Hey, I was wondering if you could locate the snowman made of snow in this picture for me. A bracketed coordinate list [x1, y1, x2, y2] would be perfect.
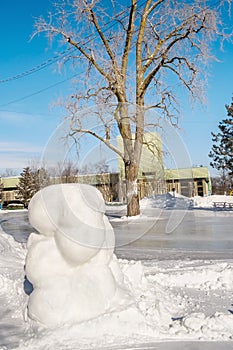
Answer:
[25, 183, 128, 327]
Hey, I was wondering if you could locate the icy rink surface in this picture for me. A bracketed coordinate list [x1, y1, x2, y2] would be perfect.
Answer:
[0, 194, 233, 349]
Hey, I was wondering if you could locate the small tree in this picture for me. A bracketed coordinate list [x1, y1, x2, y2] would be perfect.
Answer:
[32, 167, 51, 191]
[61, 160, 79, 183]
[211, 174, 233, 195]
[0, 168, 17, 177]
[209, 100, 233, 193]
[17, 167, 34, 208]
[79, 159, 109, 175]
[17, 167, 50, 207]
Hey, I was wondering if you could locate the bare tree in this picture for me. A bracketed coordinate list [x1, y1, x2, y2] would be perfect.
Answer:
[34, 0, 231, 216]
[1, 168, 18, 177]
[211, 172, 233, 195]
[79, 159, 109, 175]
[61, 160, 79, 183]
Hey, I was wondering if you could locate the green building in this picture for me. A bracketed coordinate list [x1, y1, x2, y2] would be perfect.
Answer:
[0, 165, 211, 207]
[0, 177, 20, 206]
[165, 166, 211, 197]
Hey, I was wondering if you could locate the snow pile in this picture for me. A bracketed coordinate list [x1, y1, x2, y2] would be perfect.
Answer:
[149, 261, 233, 290]
[25, 184, 131, 327]
[0, 227, 30, 348]
[121, 259, 233, 341]
[2, 219, 233, 348]
[140, 192, 192, 210]
[193, 194, 233, 208]
[1, 189, 233, 349]
[140, 193, 233, 211]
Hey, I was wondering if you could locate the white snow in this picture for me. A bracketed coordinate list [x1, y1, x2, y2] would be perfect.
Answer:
[0, 192, 233, 349]
[193, 194, 233, 208]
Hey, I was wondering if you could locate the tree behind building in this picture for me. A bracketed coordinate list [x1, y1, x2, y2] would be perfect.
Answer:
[209, 100, 233, 194]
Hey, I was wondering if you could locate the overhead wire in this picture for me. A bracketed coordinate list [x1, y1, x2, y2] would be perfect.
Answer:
[0, 74, 78, 108]
[0, 0, 148, 107]
[0, 0, 147, 85]
[0, 48, 76, 84]
[0, 0, 223, 86]
[0, 0, 223, 108]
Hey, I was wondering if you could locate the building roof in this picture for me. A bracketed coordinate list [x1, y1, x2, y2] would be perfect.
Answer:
[165, 166, 210, 181]
[0, 177, 19, 188]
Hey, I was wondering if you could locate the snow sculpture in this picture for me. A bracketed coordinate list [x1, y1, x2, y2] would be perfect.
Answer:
[25, 183, 129, 327]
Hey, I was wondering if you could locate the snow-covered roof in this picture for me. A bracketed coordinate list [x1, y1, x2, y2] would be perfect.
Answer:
[0, 177, 19, 188]
[165, 166, 210, 181]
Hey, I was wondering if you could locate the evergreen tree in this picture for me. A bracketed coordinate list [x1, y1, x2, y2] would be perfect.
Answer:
[209, 101, 233, 178]
[17, 167, 34, 208]
[17, 167, 50, 208]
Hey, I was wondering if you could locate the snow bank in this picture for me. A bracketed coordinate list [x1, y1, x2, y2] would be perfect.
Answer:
[0, 225, 30, 347]
[140, 192, 192, 210]
[149, 261, 233, 290]
[2, 193, 233, 349]
[25, 184, 131, 327]
[193, 195, 233, 208]
[1, 218, 233, 348]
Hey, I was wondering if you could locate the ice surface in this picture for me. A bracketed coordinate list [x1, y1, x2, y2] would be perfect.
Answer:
[25, 184, 130, 327]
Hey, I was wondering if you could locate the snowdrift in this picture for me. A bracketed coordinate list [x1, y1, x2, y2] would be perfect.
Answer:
[0, 191, 233, 349]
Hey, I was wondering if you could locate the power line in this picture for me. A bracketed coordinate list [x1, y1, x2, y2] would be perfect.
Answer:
[0, 47, 75, 84]
[0, 0, 148, 107]
[0, 0, 147, 85]
[0, 74, 78, 108]
[0, 108, 61, 119]
[0, 0, 222, 86]
[0, 0, 222, 107]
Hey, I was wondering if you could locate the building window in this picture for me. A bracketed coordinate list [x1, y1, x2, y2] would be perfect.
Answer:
[197, 180, 204, 197]
[180, 180, 193, 197]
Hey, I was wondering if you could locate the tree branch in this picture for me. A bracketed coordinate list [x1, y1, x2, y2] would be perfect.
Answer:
[69, 127, 124, 159]
[84, 1, 118, 69]
[121, 0, 137, 79]
[140, 17, 207, 97]
[142, 12, 207, 75]
[136, 0, 152, 102]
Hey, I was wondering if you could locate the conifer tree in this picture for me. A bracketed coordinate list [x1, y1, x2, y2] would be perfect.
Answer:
[209, 101, 233, 177]
[17, 167, 50, 207]
[17, 167, 34, 208]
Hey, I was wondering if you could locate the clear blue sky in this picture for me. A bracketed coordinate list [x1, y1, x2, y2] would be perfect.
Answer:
[0, 1, 232, 175]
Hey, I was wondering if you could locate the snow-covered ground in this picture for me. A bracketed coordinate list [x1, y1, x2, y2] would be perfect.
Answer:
[0, 194, 233, 349]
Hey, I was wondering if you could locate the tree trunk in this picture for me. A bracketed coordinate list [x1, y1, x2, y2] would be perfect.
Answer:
[125, 161, 140, 216]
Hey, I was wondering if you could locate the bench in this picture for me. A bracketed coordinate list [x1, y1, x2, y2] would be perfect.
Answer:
[226, 203, 233, 208]
[213, 202, 233, 209]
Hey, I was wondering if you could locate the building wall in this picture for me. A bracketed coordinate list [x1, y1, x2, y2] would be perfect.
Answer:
[0, 177, 20, 206]
[117, 132, 163, 180]
[0, 167, 211, 207]
[165, 167, 211, 197]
